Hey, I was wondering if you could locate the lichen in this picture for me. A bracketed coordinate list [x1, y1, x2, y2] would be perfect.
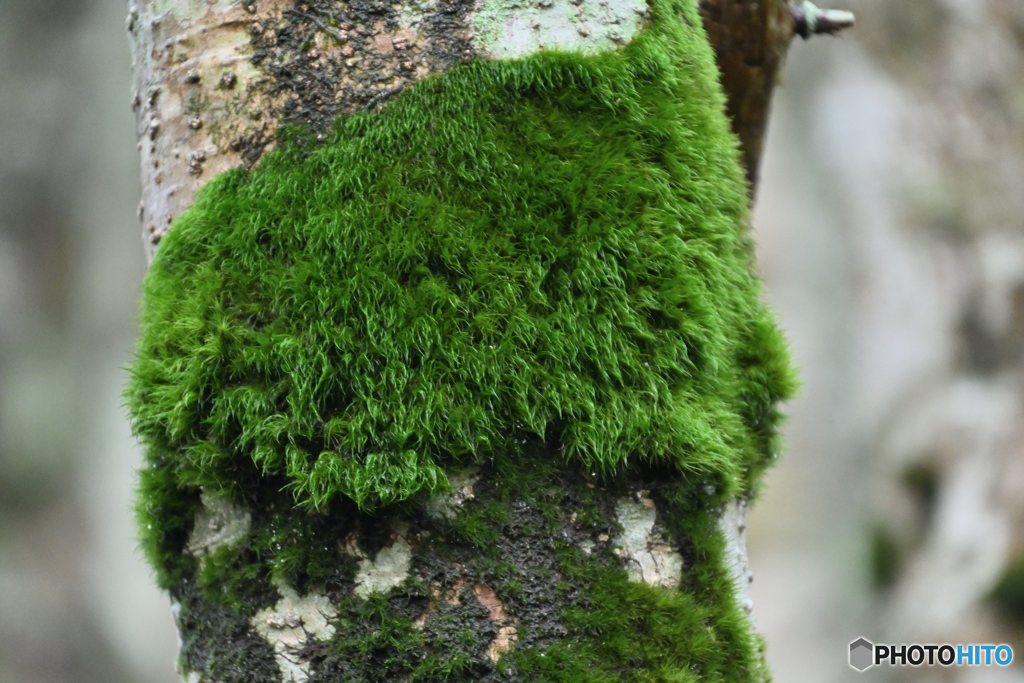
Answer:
[186, 491, 252, 559]
[160, 456, 770, 681]
[425, 467, 481, 520]
[252, 580, 339, 682]
[353, 532, 414, 598]
[470, 0, 648, 59]
[612, 493, 684, 587]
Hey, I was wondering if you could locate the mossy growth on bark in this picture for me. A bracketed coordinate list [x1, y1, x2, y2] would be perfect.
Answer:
[127, 0, 794, 679]
[166, 456, 771, 682]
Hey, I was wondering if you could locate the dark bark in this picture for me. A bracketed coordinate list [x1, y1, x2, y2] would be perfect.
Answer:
[698, 0, 795, 195]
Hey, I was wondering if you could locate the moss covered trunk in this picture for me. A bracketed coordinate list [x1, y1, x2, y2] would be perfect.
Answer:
[167, 460, 767, 682]
[127, 0, 797, 680]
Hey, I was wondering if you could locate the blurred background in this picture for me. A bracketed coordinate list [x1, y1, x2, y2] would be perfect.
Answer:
[1, 1, 1022, 681]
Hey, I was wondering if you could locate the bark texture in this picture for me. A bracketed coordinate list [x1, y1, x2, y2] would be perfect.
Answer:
[167, 463, 757, 683]
[697, 0, 794, 193]
[128, 0, 269, 259]
[129, 0, 803, 258]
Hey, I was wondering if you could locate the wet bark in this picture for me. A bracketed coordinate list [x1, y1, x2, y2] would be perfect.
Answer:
[169, 462, 736, 682]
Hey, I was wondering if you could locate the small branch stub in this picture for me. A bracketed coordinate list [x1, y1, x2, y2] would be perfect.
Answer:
[791, 1, 855, 40]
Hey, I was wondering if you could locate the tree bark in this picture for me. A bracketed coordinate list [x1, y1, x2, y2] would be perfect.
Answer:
[697, 0, 794, 194]
[837, 0, 1024, 656]
[128, 0, 653, 261]
[127, 1, 804, 681]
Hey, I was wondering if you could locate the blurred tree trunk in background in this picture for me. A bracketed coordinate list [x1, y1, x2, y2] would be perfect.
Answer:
[746, 1, 1024, 681]
[849, 0, 1024, 657]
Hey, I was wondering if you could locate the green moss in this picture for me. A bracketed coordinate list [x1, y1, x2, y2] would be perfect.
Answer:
[505, 482, 766, 683]
[159, 436, 768, 680]
[869, 524, 901, 590]
[127, 0, 793, 518]
[134, 444, 200, 591]
[990, 557, 1024, 626]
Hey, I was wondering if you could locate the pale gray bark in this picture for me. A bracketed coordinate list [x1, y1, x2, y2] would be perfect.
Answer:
[128, 0, 268, 259]
[849, 0, 1024, 653]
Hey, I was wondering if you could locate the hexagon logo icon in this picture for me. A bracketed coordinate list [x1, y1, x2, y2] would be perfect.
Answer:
[849, 638, 874, 671]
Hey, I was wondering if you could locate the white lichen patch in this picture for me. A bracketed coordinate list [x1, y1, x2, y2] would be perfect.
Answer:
[252, 580, 338, 683]
[182, 672, 223, 683]
[185, 491, 251, 558]
[393, 0, 441, 37]
[717, 498, 754, 621]
[425, 467, 481, 520]
[470, 0, 648, 59]
[354, 534, 413, 599]
[613, 493, 683, 588]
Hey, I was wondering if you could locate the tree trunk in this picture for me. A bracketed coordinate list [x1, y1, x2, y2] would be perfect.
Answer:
[839, 0, 1024, 659]
[126, 1, 806, 680]
[698, 0, 794, 194]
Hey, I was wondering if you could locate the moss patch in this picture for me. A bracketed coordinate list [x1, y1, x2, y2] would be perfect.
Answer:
[127, 0, 794, 516]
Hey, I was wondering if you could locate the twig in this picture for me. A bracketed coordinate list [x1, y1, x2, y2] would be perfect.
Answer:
[364, 85, 405, 111]
[791, 1, 855, 40]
